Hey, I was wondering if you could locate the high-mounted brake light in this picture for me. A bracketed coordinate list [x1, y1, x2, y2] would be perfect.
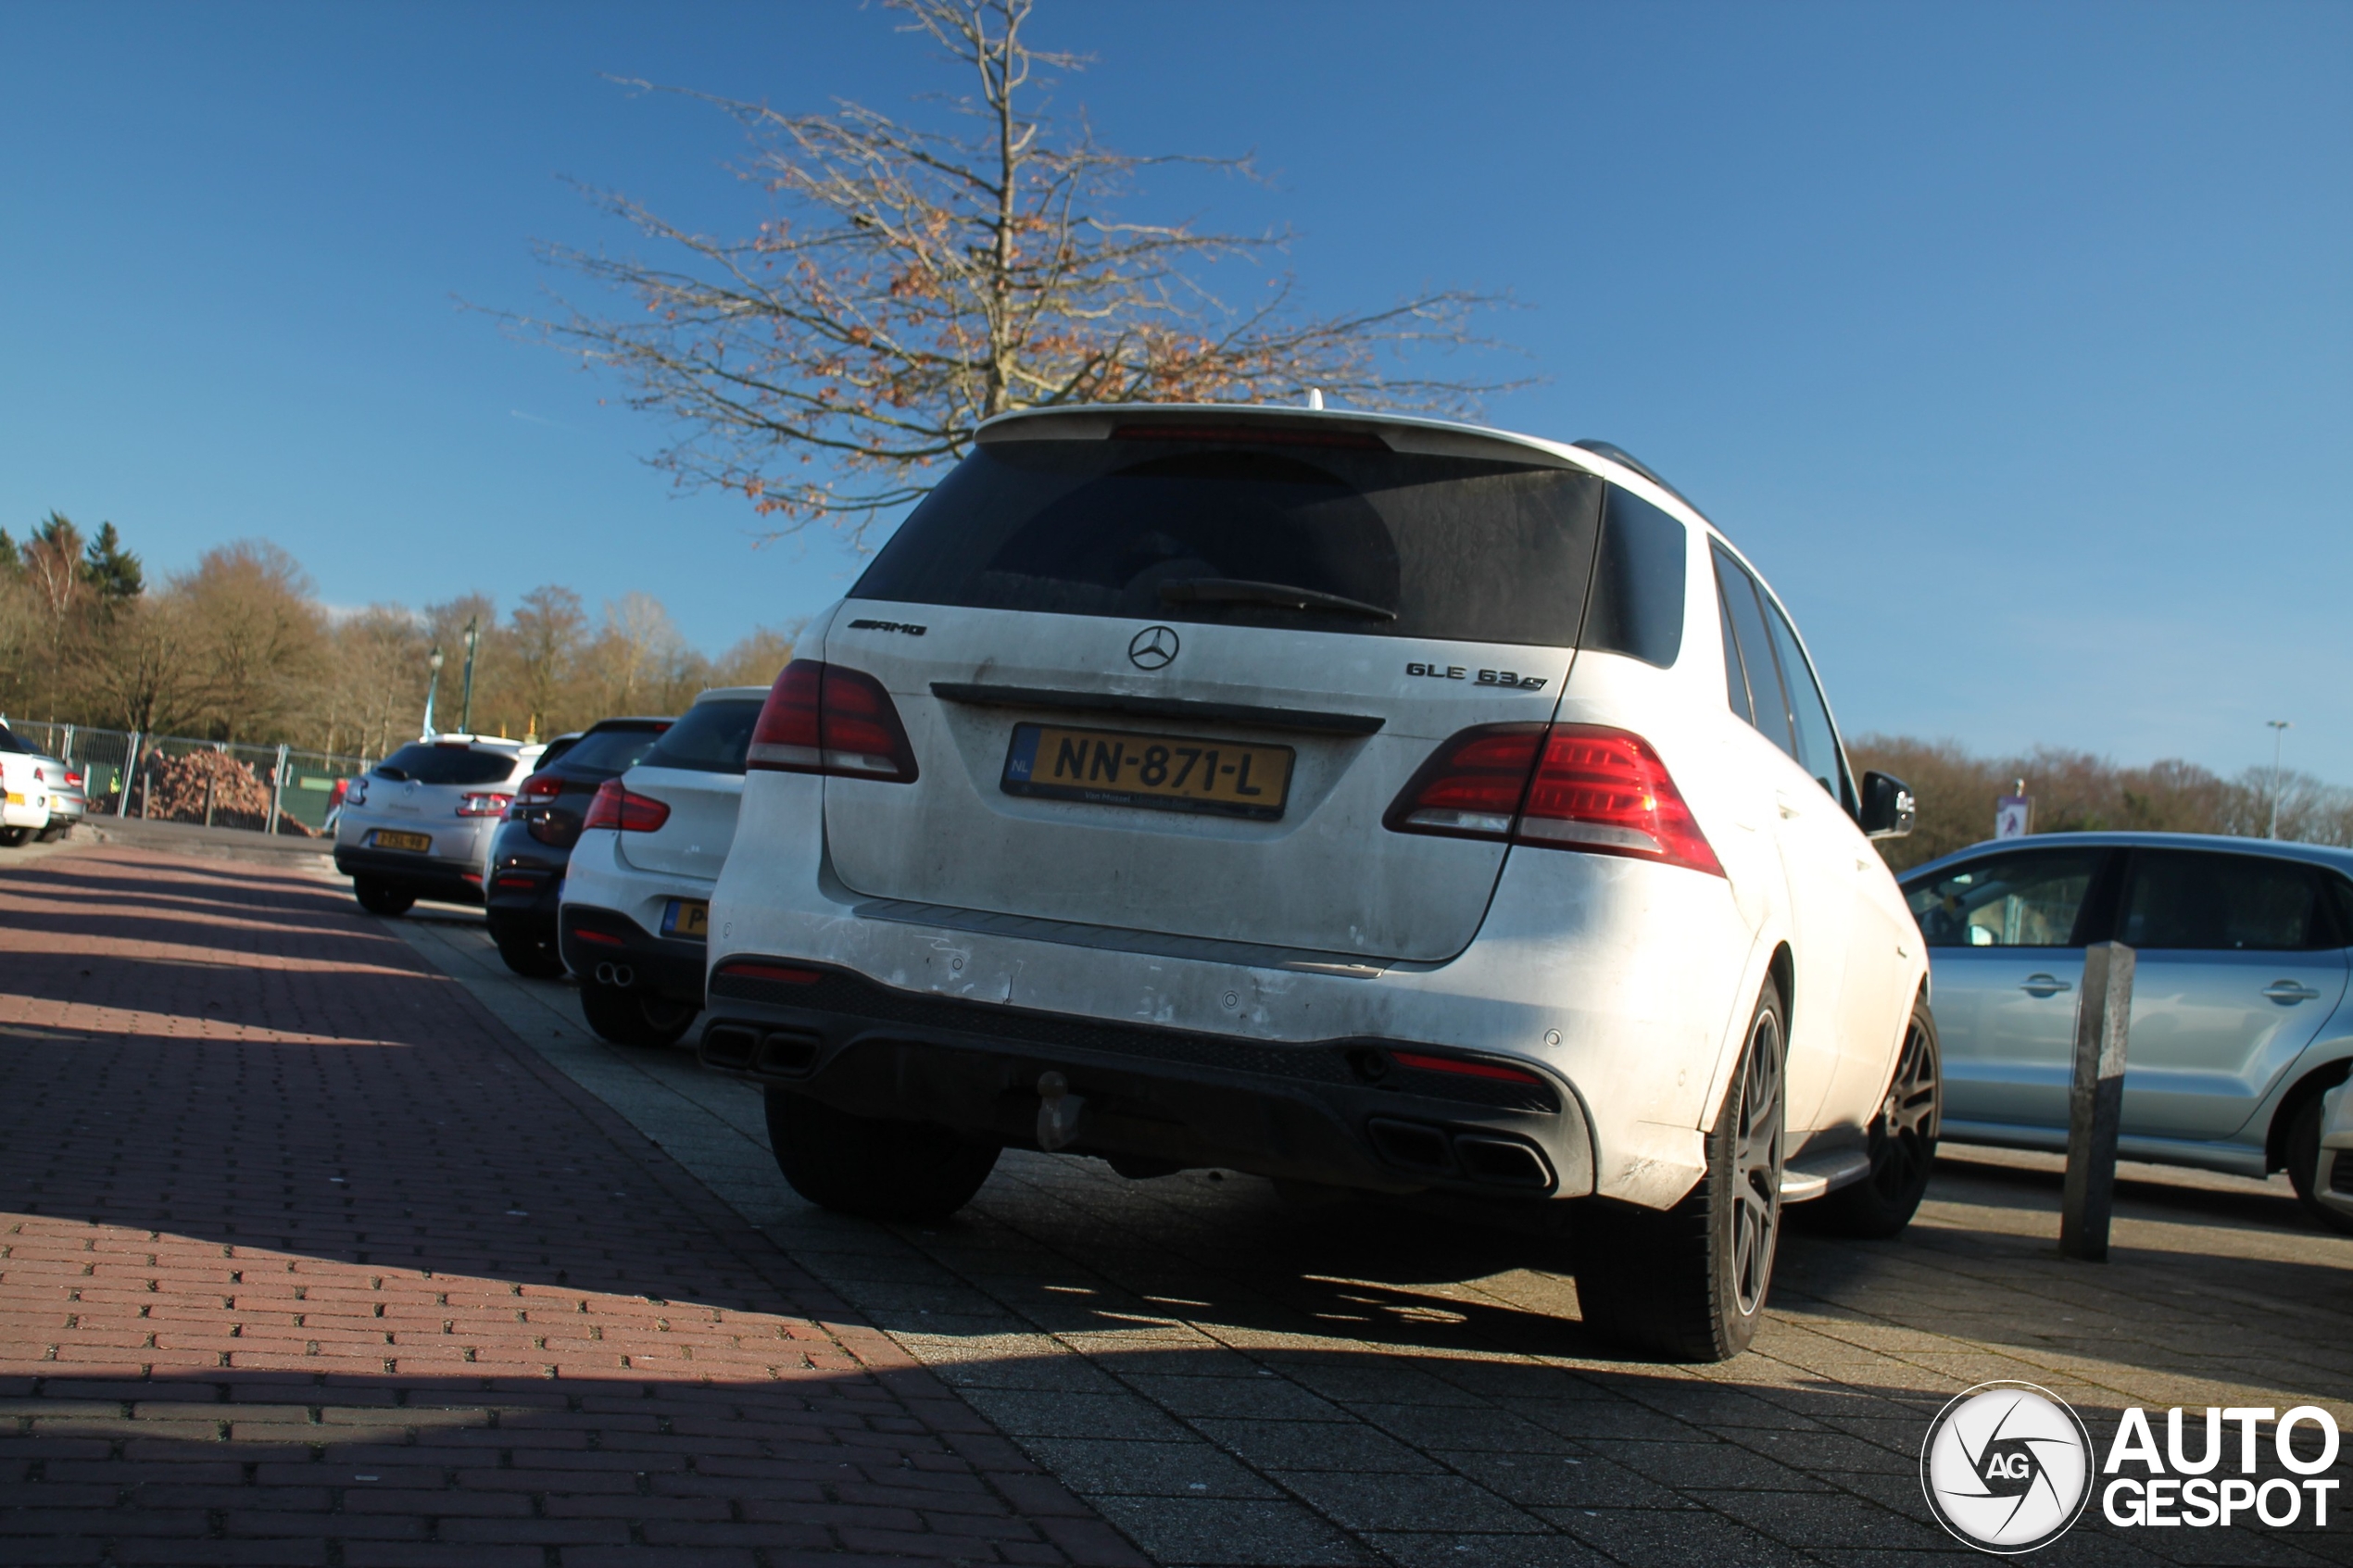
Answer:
[1109, 423, 1388, 450]
[582, 779, 671, 834]
[746, 661, 920, 783]
[1386, 723, 1723, 877]
[456, 793, 513, 818]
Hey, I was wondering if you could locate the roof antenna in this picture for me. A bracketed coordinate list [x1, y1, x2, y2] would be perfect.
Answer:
[1303, 387, 1325, 410]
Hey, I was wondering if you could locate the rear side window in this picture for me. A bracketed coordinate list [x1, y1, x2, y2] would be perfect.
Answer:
[1582, 486, 1685, 668]
[2120, 851, 2336, 951]
[852, 436, 1604, 646]
[641, 699, 763, 774]
[1906, 849, 2106, 947]
[374, 744, 519, 786]
[1713, 547, 1793, 756]
[560, 725, 671, 773]
[1763, 598, 1847, 805]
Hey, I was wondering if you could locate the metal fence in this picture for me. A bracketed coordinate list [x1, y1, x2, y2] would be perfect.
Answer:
[0, 720, 372, 838]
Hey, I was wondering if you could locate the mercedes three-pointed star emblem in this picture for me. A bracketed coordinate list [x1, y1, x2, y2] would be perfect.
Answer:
[1127, 624, 1180, 671]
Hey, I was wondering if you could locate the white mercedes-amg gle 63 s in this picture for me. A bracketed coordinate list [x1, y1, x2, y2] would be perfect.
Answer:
[695, 404, 1931, 1361]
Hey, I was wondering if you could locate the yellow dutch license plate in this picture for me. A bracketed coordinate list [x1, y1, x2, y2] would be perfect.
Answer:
[663, 898, 711, 939]
[1001, 722, 1293, 821]
[371, 829, 432, 853]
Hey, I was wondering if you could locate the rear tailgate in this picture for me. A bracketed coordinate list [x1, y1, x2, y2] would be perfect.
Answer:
[816, 414, 1612, 965]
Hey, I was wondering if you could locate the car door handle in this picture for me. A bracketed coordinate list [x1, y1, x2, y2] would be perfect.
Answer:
[2020, 973, 2072, 997]
[2263, 981, 2323, 1004]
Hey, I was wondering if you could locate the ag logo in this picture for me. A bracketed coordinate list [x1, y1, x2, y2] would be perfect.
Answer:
[1127, 624, 1180, 671]
[1921, 1381, 2094, 1553]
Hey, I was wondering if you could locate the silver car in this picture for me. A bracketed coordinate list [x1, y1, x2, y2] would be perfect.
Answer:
[1900, 831, 2353, 1228]
[333, 735, 535, 915]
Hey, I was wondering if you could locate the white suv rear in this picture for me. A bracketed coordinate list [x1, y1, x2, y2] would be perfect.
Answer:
[699, 406, 1930, 1360]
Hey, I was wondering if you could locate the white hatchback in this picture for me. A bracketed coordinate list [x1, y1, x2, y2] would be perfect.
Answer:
[559, 686, 770, 1048]
[699, 406, 1930, 1360]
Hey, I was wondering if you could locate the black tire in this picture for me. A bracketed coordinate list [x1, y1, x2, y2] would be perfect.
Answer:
[1809, 996, 1941, 1239]
[765, 1086, 1000, 1223]
[577, 978, 697, 1048]
[1574, 976, 1786, 1361]
[353, 877, 415, 917]
[2284, 1090, 2353, 1236]
[488, 915, 567, 979]
[34, 822, 69, 843]
[0, 826, 29, 848]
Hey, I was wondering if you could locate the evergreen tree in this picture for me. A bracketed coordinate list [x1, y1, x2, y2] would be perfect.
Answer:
[82, 521, 144, 601]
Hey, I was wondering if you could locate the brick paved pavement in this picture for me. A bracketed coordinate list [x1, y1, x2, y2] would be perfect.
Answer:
[6, 843, 2351, 1567]
[390, 896, 2353, 1568]
[0, 848, 1139, 1566]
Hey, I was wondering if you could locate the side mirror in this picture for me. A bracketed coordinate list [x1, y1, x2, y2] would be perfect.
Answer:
[1860, 771, 1916, 840]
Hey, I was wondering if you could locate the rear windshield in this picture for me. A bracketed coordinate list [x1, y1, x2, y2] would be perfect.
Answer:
[851, 436, 1606, 646]
[559, 724, 671, 774]
[373, 743, 521, 786]
[640, 699, 762, 774]
[0, 727, 33, 755]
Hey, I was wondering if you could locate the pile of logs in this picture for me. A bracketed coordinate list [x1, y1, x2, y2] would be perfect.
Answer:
[135, 750, 321, 835]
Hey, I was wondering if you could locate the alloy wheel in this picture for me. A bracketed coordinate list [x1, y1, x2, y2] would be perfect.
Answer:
[1865, 1017, 1940, 1203]
[1731, 1011, 1784, 1316]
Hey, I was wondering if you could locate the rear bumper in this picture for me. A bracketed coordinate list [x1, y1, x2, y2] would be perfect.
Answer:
[697, 961, 1594, 1199]
[560, 904, 707, 1004]
[333, 847, 483, 906]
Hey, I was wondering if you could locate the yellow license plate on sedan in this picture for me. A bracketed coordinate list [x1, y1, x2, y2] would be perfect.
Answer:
[371, 829, 432, 853]
[1001, 722, 1293, 821]
[662, 898, 710, 939]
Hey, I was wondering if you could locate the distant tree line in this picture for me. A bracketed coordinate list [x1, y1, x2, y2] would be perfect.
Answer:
[0, 514, 794, 757]
[1849, 734, 2353, 872]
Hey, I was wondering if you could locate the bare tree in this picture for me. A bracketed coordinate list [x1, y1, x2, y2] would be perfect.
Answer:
[327, 606, 430, 759]
[592, 592, 689, 715]
[82, 593, 199, 735]
[500, 0, 1518, 538]
[180, 542, 329, 742]
[509, 584, 588, 739]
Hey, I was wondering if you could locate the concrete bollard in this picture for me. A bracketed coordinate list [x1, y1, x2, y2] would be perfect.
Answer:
[2060, 940, 2135, 1261]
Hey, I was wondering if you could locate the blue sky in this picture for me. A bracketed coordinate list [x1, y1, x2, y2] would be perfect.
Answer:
[3, 2, 2347, 782]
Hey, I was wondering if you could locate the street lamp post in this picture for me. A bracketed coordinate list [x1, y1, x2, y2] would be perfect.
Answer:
[457, 617, 481, 736]
[2267, 720, 2292, 840]
[421, 646, 446, 740]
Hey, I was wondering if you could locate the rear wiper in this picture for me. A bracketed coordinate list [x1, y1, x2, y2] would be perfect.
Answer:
[1159, 577, 1398, 621]
[375, 767, 409, 781]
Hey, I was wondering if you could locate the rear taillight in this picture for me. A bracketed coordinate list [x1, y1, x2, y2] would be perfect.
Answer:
[514, 771, 563, 804]
[1385, 723, 1723, 877]
[456, 793, 513, 818]
[583, 778, 671, 833]
[746, 661, 919, 783]
[345, 778, 368, 807]
[65, 771, 81, 787]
